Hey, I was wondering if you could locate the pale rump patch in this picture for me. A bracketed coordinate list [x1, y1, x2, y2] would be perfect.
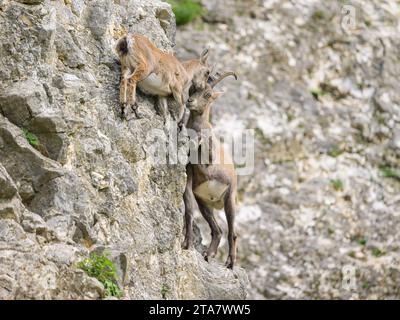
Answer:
[193, 180, 229, 209]
[138, 73, 171, 96]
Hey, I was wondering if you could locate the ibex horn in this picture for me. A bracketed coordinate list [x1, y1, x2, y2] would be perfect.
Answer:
[206, 64, 217, 84]
[210, 71, 238, 88]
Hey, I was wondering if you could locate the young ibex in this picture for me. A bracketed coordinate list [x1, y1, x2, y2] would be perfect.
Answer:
[115, 34, 210, 124]
[182, 71, 238, 268]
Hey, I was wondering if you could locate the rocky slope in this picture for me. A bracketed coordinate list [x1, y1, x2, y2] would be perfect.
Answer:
[176, 0, 400, 299]
[0, 0, 248, 299]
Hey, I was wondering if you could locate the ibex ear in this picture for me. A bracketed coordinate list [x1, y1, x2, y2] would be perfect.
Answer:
[200, 48, 209, 64]
[212, 91, 223, 100]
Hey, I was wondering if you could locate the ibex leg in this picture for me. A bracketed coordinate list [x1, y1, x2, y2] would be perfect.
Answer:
[224, 191, 237, 269]
[182, 165, 195, 249]
[196, 198, 222, 261]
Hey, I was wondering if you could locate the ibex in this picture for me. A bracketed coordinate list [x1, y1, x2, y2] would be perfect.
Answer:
[115, 34, 211, 124]
[182, 71, 238, 268]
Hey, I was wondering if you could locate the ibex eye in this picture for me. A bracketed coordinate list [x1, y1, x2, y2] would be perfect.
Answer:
[204, 92, 211, 99]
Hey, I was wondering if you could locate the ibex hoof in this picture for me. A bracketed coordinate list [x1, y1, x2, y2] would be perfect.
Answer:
[120, 104, 127, 120]
[177, 120, 184, 132]
[225, 256, 235, 269]
[131, 103, 141, 118]
[203, 250, 215, 262]
[181, 239, 192, 250]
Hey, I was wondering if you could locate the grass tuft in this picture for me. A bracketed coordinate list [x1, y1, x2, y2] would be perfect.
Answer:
[357, 238, 367, 246]
[330, 179, 344, 191]
[166, 0, 203, 26]
[371, 247, 385, 258]
[161, 283, 170, 299]
[22, 128, 39, 147]
[78, 252, 122, 298]
[352, 235, 367, 246]
[311, 10, 325, 21]
[380, 166, 400, 181]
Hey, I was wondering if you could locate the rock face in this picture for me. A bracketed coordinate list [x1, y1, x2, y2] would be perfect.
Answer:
[0, 0, 248, 299]
[176, 0, 400, 299]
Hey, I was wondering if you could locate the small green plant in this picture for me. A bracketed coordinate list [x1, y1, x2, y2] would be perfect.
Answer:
[310, 86, 327, 100]
[357, 238, 367, 246]
[327, 145, 343, 158]
[348, 251, 356, 258]
[351, 235, 367, 246]
[330, 179, 344, 191]
[375, 113, 386, 125]
[287, 113, 294, 122]
[22, 128, 39, 147]
[78, 252, 122, 298]
[311, 10, 325, 21]
[362, 281, 371, 290]
[371, 247, 385, 258]
[166, 0, 203, 26]
[161, 283, 170, 299]
[254, 127, 270, 145]
[380, 166, 400, 181]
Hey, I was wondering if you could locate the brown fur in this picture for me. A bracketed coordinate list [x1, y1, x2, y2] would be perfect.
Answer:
[182, 74, 238, 268]
[115, 34, 210, 123]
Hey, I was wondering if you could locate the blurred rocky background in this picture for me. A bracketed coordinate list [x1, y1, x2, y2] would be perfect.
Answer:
[173, 0, 400, 299]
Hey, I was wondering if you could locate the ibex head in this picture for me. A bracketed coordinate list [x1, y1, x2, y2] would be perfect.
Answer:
[187, 71, 237, 113]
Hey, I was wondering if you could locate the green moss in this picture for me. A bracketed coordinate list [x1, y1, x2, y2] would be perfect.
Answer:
[166, 0, 203, 26]
[78, 252, 122, 298]
[380, 166, 400, 181]
[22, 128, 39, 147]
[330, 179, 344, 191]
